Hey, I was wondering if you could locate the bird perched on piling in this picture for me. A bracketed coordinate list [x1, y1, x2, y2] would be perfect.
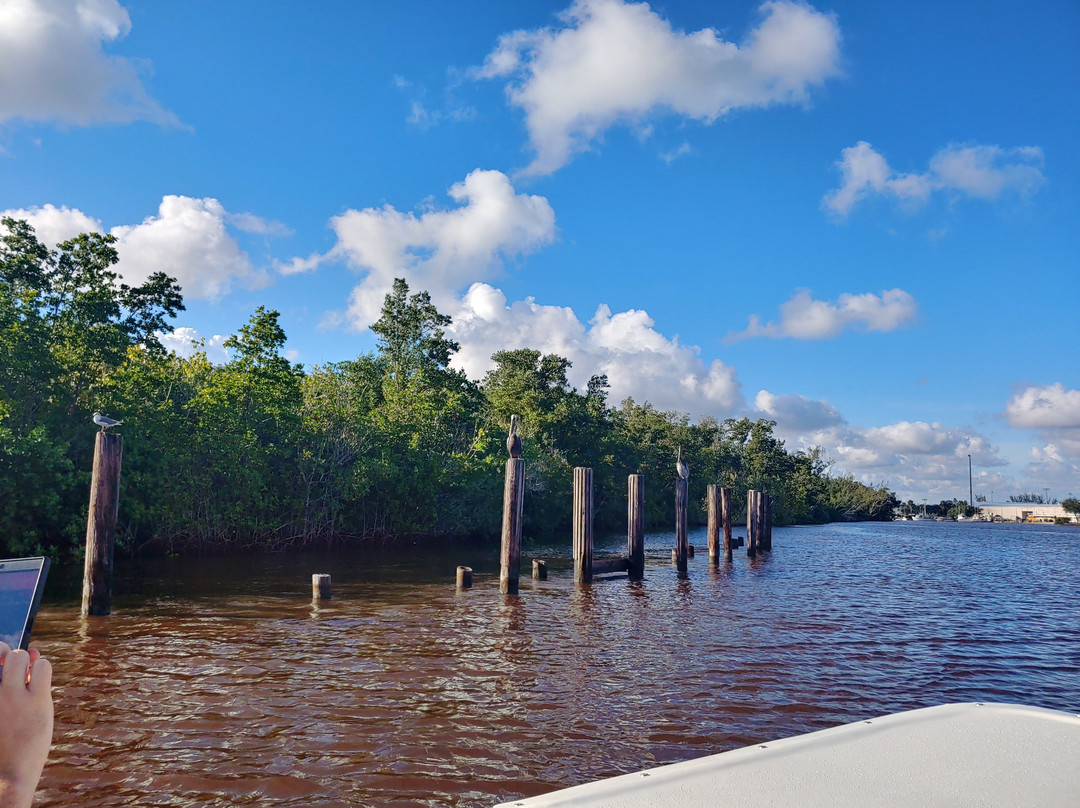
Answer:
[506, 414, 522, 458]
[93, 412, 123, 432]
[676, 447, 689, 480]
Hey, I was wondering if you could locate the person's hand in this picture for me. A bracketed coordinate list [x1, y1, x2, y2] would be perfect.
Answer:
[0, 642, 53, 808]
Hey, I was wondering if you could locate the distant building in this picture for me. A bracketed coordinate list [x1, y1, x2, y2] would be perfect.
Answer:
[977, 503, 1074, 523]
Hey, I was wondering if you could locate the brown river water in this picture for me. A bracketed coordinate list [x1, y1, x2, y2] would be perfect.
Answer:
[28, 521, 1080, 807]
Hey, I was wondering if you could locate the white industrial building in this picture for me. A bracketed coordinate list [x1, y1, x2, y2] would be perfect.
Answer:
[975, 503, 1074, 523]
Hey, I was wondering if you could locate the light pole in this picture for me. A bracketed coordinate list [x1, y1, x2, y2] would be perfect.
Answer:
[972, 451, 980, 507]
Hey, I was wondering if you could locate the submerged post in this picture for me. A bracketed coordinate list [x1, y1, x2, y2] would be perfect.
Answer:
[573, 467, 594, 585]
[500, 416, 525, 595]
[721, 486, 733, 562]
[312, 574, 332, 600]
[82, 431, 123, 617]
[627, 474, 645, 580]
[456, 566, 473, 589]
[707, 484, 720, 566]
[532, 559, 547, 580]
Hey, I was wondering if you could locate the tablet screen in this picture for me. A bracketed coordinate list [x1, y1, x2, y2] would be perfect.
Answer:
[0, 565, 45, 648]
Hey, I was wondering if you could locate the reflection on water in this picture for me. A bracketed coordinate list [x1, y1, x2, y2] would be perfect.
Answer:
[31, 522, 1080, 807]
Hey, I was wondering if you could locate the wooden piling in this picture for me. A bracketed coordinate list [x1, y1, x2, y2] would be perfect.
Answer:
[500, 419, 525, 595]
[532, 559, 547, 580]
[721, 486, 733, 562]
[456, 566, 473, 589]
[707, 484, 720, 566]
[312, 573, 332, 599]
[627, 474, 645, 581]
[763, 494, 773, 551]
[82, 431, 123, 617]
[675, 477, 689, 576]
[746, 489, 757, 559]
[757, 490, 765, 554]
[573, 467, 594, 585]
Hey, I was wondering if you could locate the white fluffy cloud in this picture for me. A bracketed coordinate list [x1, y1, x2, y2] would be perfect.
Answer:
[298, 169, 556, 328]
[754, 390, 844, 432]
[822, 423, 1005, 501]
[1022, 444, 1080, 494]
[111, 196, 271, 300]
[1005, 383, 1080, 430]
[727, 288, 917, 342]
[3, 196, 277, 300]
[156, 327, 229, 364]
[474, 0, 841, 175]
[0, 203, 103, 246]
[824, 141, 1045, 217]
[1005, 383, 1080, 462]
[0, 0, 177, 126]
[450, 283, 744, 416]
[754, 389, 1012, 500]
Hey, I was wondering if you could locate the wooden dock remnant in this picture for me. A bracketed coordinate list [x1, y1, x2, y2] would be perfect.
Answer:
[456, 566, 473, 589]
[744, 489, 774, 557]
[746, 489, 758, 559]
[763, 494, 773, 551]
[707, 484, 720, 566]
[532, 559, 547, 580]
[500, 416, 525, 595]
[573, 466, 594, 584]
[82, 431, 123, 617]
[312, 573, 332, 599]
[627, 474, 645, 580]
[674, 450, 689, 577]
[592, 558, 630, 575]
[721, 486, 733, 562]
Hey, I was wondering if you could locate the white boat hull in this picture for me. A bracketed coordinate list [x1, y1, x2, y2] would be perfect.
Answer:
[494, 703, 1080, 807]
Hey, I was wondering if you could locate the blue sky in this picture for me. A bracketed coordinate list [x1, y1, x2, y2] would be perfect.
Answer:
[2, 0, 1078, 502]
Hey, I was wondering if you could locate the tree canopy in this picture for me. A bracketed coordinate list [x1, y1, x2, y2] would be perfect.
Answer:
[1, 218, 898, 559]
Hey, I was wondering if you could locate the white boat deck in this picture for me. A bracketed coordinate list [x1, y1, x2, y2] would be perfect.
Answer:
[494, 703, 1080, 807]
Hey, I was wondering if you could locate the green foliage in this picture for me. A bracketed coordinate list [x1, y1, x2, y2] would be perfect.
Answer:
[1, 226, 901, 557]
[0, 217, 184, 557]
[947, 502, 976, 520]
[1062, 498, 1080, 518]
[1009, 492, 1056, 504]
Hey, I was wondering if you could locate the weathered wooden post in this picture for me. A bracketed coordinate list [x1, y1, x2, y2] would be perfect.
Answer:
[721, 486, 733, 562]
[312, 574, 332, 599]
[82, 431, 123, 616]
[757, 492, 767, 552]
[674, 450, 689, 577]
[627, 474, 645, 580]
[573, 467, 594, 585]
[500, 416, 525, 595]
[763, 494, 773, 551]
[707, 484, 720, 567]
[456, 566, 473, 589]
[532, 559, 547, 580]
[746, 489, 757, 559]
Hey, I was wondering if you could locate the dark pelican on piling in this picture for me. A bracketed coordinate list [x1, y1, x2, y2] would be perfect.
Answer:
[676, 447, 689, 480]
[506, 414, 522, 458]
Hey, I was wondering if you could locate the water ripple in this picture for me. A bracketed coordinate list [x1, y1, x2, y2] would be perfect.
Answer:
[30, 521, 1080, 806]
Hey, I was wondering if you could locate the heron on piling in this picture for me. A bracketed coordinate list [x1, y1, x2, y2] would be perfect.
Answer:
[676, 447, 689, 480]
[506, 414, 522, 458]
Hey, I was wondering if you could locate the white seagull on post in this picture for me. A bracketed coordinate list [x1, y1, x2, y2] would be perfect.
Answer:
[93, 412, 123, 432]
